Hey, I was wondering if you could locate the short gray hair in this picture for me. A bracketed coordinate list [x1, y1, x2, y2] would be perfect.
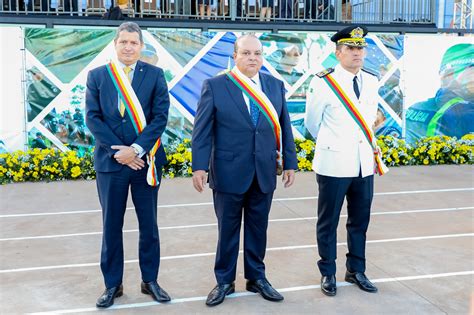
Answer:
[115, 22, 143, 43]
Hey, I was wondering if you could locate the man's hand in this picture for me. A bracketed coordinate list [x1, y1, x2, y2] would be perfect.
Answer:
[111, 145, 137, 165]
[126, 156, 145, 170]
[192, 170, 207, 192]
[374, 145, 381, 155]
[282, 169, 295, 188]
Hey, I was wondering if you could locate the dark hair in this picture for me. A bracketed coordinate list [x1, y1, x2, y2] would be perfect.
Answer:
[115, 22, 143, 43]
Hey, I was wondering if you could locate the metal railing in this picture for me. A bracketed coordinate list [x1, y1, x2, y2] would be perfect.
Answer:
[1, 0, 436, 24]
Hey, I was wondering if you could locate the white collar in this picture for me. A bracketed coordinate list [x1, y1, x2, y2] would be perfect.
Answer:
[117, 60, 137, 71]
[336, 64, 362, 82]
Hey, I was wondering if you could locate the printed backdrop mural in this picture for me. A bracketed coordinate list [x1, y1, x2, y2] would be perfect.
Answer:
[1, 27, 472, 154]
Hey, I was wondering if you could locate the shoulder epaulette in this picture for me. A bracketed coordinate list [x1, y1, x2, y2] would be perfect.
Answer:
[361, 68, 377, 77]
[316, 68, 334, 78]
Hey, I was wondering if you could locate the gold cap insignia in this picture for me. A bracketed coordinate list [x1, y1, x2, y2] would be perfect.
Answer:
[350, 27, 364, 39]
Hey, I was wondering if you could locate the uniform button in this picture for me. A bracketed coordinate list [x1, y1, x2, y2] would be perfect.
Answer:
[359, 140, 363, 143]
[256, 131, 259, 135]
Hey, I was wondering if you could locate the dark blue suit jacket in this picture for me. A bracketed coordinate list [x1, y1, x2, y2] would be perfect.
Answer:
[85, 60, 169, 173]
[192, 72, 297, 195]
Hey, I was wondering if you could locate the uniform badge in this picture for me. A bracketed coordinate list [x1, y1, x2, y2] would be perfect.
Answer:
[316, 68, 334, 78]
[350, 27, 364, 40]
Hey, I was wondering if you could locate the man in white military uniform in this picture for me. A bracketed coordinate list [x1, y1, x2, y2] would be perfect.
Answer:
[305, 25, 380, 297]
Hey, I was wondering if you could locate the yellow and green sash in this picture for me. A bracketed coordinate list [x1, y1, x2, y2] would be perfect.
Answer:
[226, 69, 283, 175]
[106, 61, 162, 186]
[322, 73, 389, 176]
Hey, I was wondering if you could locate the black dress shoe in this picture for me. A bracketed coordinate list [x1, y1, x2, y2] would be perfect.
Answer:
[206, 283, 235, 306]
[345, 271, 378, 293]
[321, 275, 337, 296]
[141, 281, 171, 302]
[246, 278, 284, 302]
[96, 284, 123, 308]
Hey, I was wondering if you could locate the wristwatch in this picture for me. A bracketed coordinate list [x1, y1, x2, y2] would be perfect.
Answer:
[132, 146, 140, 156]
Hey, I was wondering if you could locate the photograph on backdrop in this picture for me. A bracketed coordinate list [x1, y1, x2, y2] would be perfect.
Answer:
[28, 128, 52, 150]
[149, 30, 215, 67]
[17, 28, 471, 155]
[260, 33, 307, 86]
[404, 37, 473, 143]
[26, 67, 61, 122]
[25, 28, 115, 84]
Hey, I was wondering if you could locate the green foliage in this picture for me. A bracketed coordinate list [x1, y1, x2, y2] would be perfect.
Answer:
[1, 135, 472, 184]
[162, 138, 192, 179]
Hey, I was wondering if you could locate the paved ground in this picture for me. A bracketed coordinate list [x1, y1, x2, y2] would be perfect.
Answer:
[0, 165, 473, 314]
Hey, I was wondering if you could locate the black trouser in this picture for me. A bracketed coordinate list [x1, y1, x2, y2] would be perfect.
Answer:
[316, 172, 374, 276]
[305, 0, 317, 19]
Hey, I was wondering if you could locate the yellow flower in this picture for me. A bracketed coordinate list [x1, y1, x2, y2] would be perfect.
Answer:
[71, 166, 82, 178]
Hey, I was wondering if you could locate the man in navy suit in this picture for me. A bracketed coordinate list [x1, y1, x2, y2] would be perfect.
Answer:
[85, 22, 170, 308]
[192, 34, 297, 307]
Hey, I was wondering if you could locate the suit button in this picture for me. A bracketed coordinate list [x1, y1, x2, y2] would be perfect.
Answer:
[122, 119, 127, 123]
[256, 131, 259, 135]
[359, 140, 363, 143]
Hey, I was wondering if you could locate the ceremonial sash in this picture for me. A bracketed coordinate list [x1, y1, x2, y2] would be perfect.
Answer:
[106, 61, 162, 186]
[226, 69, 283, 175]
[322, 74, 389, 176]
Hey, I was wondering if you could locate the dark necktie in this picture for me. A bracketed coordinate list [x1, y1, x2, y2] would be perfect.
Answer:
[353, 75, 360, 99]
[249, 80, 260, 126]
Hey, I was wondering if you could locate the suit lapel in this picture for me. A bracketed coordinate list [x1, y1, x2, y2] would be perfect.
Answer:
[225, 75, 254, 128]
[258, 73, 281, 127]
[132, 61, 146, 93]
[257, 74, 270, 127]
[104, 69, 120, 117]
[260, 73, 270, 96]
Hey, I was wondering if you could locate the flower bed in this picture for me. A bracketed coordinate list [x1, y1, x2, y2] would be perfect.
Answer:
[1, 135, 472, 184]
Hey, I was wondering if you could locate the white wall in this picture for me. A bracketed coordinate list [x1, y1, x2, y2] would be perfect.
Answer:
[0, 27, 26, 152]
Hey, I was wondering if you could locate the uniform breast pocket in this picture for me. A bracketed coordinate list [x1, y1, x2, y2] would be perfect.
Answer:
[317, 142, 343, 152]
